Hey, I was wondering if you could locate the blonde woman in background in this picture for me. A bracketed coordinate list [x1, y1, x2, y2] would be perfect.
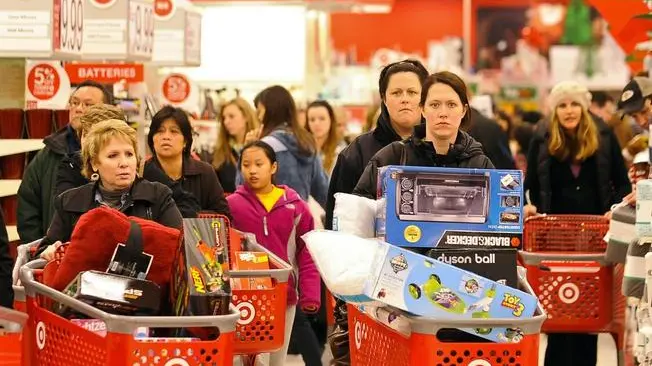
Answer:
[305, 100, 347, 176]
[213, 98, 259, 193]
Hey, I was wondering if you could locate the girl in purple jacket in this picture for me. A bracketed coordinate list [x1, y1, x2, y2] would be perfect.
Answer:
[227, 141, 321, 366]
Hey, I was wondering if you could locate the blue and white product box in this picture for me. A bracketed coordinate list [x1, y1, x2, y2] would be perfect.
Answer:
[376, 166, 524, 249]
[364, 242, 537, 343]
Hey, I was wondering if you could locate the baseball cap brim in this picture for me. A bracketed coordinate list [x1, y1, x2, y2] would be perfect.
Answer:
[619, 97, 645, 115]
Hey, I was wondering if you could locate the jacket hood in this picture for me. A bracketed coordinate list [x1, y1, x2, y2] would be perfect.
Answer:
[412, 124, 485, 161]
[268, 129, 318, 165]
[44, 126, 71, 155]
[62, 151, 82, 168]
[372, 104, 426, 146]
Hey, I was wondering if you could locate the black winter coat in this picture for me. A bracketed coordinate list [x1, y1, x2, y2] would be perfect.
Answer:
[214, 148, 239, 194]
[467, 108, 516, 170]
[353, 126, 494, 199]
[55, 151, 88, 197]
[36, 179, 183, 256]
[524, 119, 630, 214]
[0, 210, 12, 308]
[325, 104, 405, 229]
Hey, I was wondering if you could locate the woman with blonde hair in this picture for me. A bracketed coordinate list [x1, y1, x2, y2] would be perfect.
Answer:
[213, 98, 259, 193]
[524, 81, 630, 366]
[37, 119, 183, 259]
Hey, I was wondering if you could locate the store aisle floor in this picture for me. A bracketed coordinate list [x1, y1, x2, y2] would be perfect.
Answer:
[284, 333, 618, 366]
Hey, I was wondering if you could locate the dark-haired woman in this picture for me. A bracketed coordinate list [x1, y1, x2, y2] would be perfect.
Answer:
[326, 59, 429, 365]
[244, 85, 329, 208]
[353, 71, 493, 198]
[306, 100, 347, 176]
[143, 106, 230, 218]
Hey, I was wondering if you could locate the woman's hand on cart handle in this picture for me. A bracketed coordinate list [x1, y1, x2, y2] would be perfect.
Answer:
[40, 241, 62, 261]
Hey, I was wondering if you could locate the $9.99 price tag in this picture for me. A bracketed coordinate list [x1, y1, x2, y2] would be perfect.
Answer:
[55, 0, 84, 54]
[130, 1, 155, 57]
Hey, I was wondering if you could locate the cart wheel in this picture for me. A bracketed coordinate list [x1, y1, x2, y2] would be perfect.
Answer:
[408, 283, 421, 299]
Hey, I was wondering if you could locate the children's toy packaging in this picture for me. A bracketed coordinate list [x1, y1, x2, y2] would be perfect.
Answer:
[364, 241, 537, 342]
[376, 166, 523, 249]
[170, 217, 232, 318]
[57, 271, 161, 317]
[426, 248, 518, 288]
[231, 251, 273, 290]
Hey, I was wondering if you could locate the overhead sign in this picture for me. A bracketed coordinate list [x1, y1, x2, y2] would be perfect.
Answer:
[64, 63, 145, 84]
[25, 61, 72, 110]
[0, 0, 54, 57]
[152, 4, 202, 66]
[159, 73, 200, 114]
[129, 0, 155, 60]
[53, 0, 84, 59]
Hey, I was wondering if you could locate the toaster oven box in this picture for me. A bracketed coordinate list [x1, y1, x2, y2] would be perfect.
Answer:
[364, 241, 537, 343]
[377, 166, 523, 249]
[426, 248, 518, 288]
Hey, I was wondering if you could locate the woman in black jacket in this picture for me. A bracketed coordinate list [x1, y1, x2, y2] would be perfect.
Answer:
[353, 71, 494, 199]
[524, 81, 630, 366]
[38, 119, 183, 259]
[143, 106, 230, 218]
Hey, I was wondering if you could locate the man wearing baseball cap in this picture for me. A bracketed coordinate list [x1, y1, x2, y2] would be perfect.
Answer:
[618, 76, 652, 129]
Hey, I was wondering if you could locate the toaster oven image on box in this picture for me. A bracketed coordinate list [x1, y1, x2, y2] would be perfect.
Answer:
[395, 172, 490, 223]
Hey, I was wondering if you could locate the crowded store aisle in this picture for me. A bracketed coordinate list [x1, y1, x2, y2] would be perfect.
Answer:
[284, 334, 617, 366]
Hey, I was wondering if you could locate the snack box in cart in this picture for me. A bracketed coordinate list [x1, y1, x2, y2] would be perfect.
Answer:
[376, 165, 523, 249]
[363, 241, 538, 343]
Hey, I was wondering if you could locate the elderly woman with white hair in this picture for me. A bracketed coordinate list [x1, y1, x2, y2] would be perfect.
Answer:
[524, 81, 630, 366]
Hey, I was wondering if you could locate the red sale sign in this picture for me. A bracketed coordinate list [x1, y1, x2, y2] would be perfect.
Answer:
[27, 63, 61, 100]
[162, 74, 190, 103]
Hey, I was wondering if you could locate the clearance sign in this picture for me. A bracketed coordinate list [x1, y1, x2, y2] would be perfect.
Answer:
[64, 63, 145, 84]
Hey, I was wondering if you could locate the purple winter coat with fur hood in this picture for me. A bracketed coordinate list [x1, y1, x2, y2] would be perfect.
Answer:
[227, 184, 320, 310]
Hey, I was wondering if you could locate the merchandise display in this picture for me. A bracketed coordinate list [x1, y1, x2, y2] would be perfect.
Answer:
[426, 248, 518, 288]
[231, 251, 272, 290]
[363, 241, 537, 343]
[376, 166, 523, 249]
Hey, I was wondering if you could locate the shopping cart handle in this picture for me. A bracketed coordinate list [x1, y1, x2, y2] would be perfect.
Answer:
[0, 306, 28, 332]
[235, 233, 293, 282]
[518, 251, 607, 266]
[19, 260, 240, 334]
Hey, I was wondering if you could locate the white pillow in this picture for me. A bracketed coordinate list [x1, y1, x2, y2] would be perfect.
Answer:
[302, 230, 380, 301]
[333, 193, 377, 238]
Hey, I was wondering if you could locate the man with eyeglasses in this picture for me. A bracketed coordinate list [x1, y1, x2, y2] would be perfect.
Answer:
[17, 80, 112, 244]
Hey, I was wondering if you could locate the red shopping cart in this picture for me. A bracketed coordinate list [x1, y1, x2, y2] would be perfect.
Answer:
[20, 259, 240, 366]
[347, 267, 546, 366]
[520, 214, 627, 364]
[12, 240, 41, 312]
[0, 306, 27, 366]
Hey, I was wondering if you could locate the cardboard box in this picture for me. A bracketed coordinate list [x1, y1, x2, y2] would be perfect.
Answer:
[170, 218, 232, 318]
[364, 242, 537, 343]
[231, 251, 273, 290]
[426, 248, 518, 288]
[59, 271, 161, 316]
[377, 166, 523, 249]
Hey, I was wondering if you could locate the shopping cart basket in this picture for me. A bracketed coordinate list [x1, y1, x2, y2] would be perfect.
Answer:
[196, 213, 293, 355]
[11, 239, 40, 312]
[347, 267, 546, 366]
[520, 214, 612, 333]
[0, 306, 28, 366]
[20, 259, 241, 366]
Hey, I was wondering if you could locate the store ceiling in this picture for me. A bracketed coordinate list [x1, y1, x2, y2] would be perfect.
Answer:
[188, 0, 395, 13]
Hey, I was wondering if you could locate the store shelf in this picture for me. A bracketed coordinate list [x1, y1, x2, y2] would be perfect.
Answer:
[6, 225, 18, 242]
[0, 180, 20, 198]
[0, 139, 44, 157]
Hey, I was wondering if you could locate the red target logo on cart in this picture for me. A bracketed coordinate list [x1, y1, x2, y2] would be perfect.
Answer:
[36, 321, 46, 350]
[164, 359, 190, 366]
[354, 320, 368, 350]
[235, 301, 256, 325]
[558, 283, 580, 304]
[468, 360, 491, 366]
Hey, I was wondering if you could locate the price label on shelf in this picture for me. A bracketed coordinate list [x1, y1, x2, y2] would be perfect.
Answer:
[0, 0, 54, 57]
[162, 74, 190, 104]
[53, 0, 84, 57]
[129, 0, 154, 60]
[184, 10, 201, 66]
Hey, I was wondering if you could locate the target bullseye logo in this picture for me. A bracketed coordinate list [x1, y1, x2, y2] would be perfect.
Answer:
[164, 359, 189, 366]
[558, 283, 580, 304]
[468, 360, 492, 366]
[354, 320, 367, 350]
[235, 302, 255, 325]
[36, 321, 46, 350]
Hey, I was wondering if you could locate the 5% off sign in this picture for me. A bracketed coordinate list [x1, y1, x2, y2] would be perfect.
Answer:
[54, 0, 84, 56]
[129, 0, 155, 59]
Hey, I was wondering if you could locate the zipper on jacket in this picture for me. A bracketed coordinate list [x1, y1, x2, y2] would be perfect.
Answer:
[263, 216, 269, 236]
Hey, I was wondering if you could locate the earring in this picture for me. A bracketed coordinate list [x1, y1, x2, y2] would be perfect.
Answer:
[91, 172, 99, 181]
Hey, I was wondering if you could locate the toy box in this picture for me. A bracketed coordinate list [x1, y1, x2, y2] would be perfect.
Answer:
[376, 166, 523, 249]
[364, 241, 538, 343]
[231, 251, 273, 290]
[170, 217, 231, 319]
[426, 248, 518, 288]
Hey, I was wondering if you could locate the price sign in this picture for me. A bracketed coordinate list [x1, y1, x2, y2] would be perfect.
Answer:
[184, 11, 201, 66]
[25, 60, 71, 110]
[53, 0, 84, 56]
[27, 63, 61, 100]
[129, 0, 155, 59]
[162, 74, 190, 104]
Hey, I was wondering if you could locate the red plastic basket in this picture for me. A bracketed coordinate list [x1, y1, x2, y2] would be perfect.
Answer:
[347, 268, 545, 366]
[521, 214, 612, 333]
[0, 306, 27, 366]
[20, 260, 240, 366]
